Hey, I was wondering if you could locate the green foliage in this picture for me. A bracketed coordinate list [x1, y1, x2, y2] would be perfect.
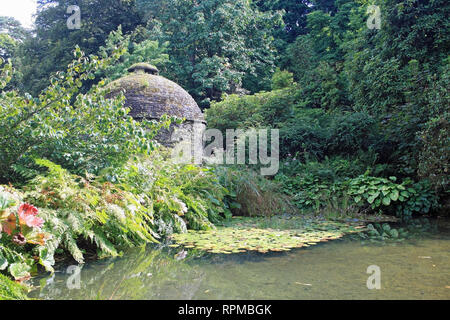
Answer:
[205, 0, 448, 219]
[394, 180, 440, 222]
[276, 159, 439, 220]
[346, 175, 409, 210]
[102, 150, 231, 234]
[0, 45, 170, 183]
[1, 152, 240, 279]
[327, 112, 381, 155]
[207, 87, 382, 160]
[255, 0, 313, 43]
[206, 86, 295, 133]
[341, 0, 449, 175]
[0, 16, 30, 81]
[23, 159, 158, 263]
[417, 64, 450, 193]
[278, 109, 330, 160]
[275, 157, 359, 214]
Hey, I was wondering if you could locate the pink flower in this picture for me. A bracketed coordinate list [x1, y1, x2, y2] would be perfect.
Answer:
[18, 204, 44, 228]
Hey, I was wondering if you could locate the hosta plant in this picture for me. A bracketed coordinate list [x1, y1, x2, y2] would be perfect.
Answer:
[0, 193, 51, 280]
[346, 175, 409, 209]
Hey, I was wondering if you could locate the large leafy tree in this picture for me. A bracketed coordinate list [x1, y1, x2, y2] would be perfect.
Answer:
[0, 43, 170, 183]
[255, 0, 313, 43]
[0, 17, 31, 91]
[138, 0, 283, 107]
[18, 0, 142, 95]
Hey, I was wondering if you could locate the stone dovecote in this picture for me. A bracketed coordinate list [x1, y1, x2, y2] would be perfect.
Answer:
[106, 63, 206, 150]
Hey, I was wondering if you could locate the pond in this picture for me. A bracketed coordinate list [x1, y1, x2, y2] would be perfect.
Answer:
[29, 219, 450, 300]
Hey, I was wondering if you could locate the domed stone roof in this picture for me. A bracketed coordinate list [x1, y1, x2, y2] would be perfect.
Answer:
[106, 63, 205, 123]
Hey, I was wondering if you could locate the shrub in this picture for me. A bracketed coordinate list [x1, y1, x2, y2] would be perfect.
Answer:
[275, 163, 439, 220]
[279, 108, 330, 159]
[106, 150, 231, 234]
[327, 112, 382, 155]
[213, 166, 296, 217]
[206, 87, 296, 133]
[346, 175, 410, 210]
[23, 159, 158, 264]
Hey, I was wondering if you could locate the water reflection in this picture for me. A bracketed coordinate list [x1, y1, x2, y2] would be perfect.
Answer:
[29, 223, 450, 300]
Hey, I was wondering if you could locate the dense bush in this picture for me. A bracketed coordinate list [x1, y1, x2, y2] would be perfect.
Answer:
[206, 86, 295, 133]
[418, 112, 449, 194]
[0, 273, 29, 300]
[276, 168, 440, 221]
[327, 112, 382, 155]
[394, 180, 440, 222]
[213, 166, 296, 217]
[279, 109, 330, 160]
[0, 150, 237, 280]
[207, 89, 384, 162]
[271, 69, 295, 90]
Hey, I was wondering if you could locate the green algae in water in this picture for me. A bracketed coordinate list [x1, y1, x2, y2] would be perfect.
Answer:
[170, 218, 365, 254]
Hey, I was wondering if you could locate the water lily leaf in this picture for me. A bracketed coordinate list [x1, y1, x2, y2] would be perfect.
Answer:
[367, 195, 377, 204]
[171, 219, 364, 254]
[9, 262, 31, 280]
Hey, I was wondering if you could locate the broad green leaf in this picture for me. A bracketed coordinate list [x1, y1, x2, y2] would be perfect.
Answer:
[38, 247, 55, 272]
[367, 195, 377, 204]
[390, 190, 399, 201]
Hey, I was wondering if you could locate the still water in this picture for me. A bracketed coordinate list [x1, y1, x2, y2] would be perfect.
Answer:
[29, 225, 450, 300]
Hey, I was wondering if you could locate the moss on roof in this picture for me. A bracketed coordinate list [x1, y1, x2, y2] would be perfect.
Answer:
[106, 67, 205, 122]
